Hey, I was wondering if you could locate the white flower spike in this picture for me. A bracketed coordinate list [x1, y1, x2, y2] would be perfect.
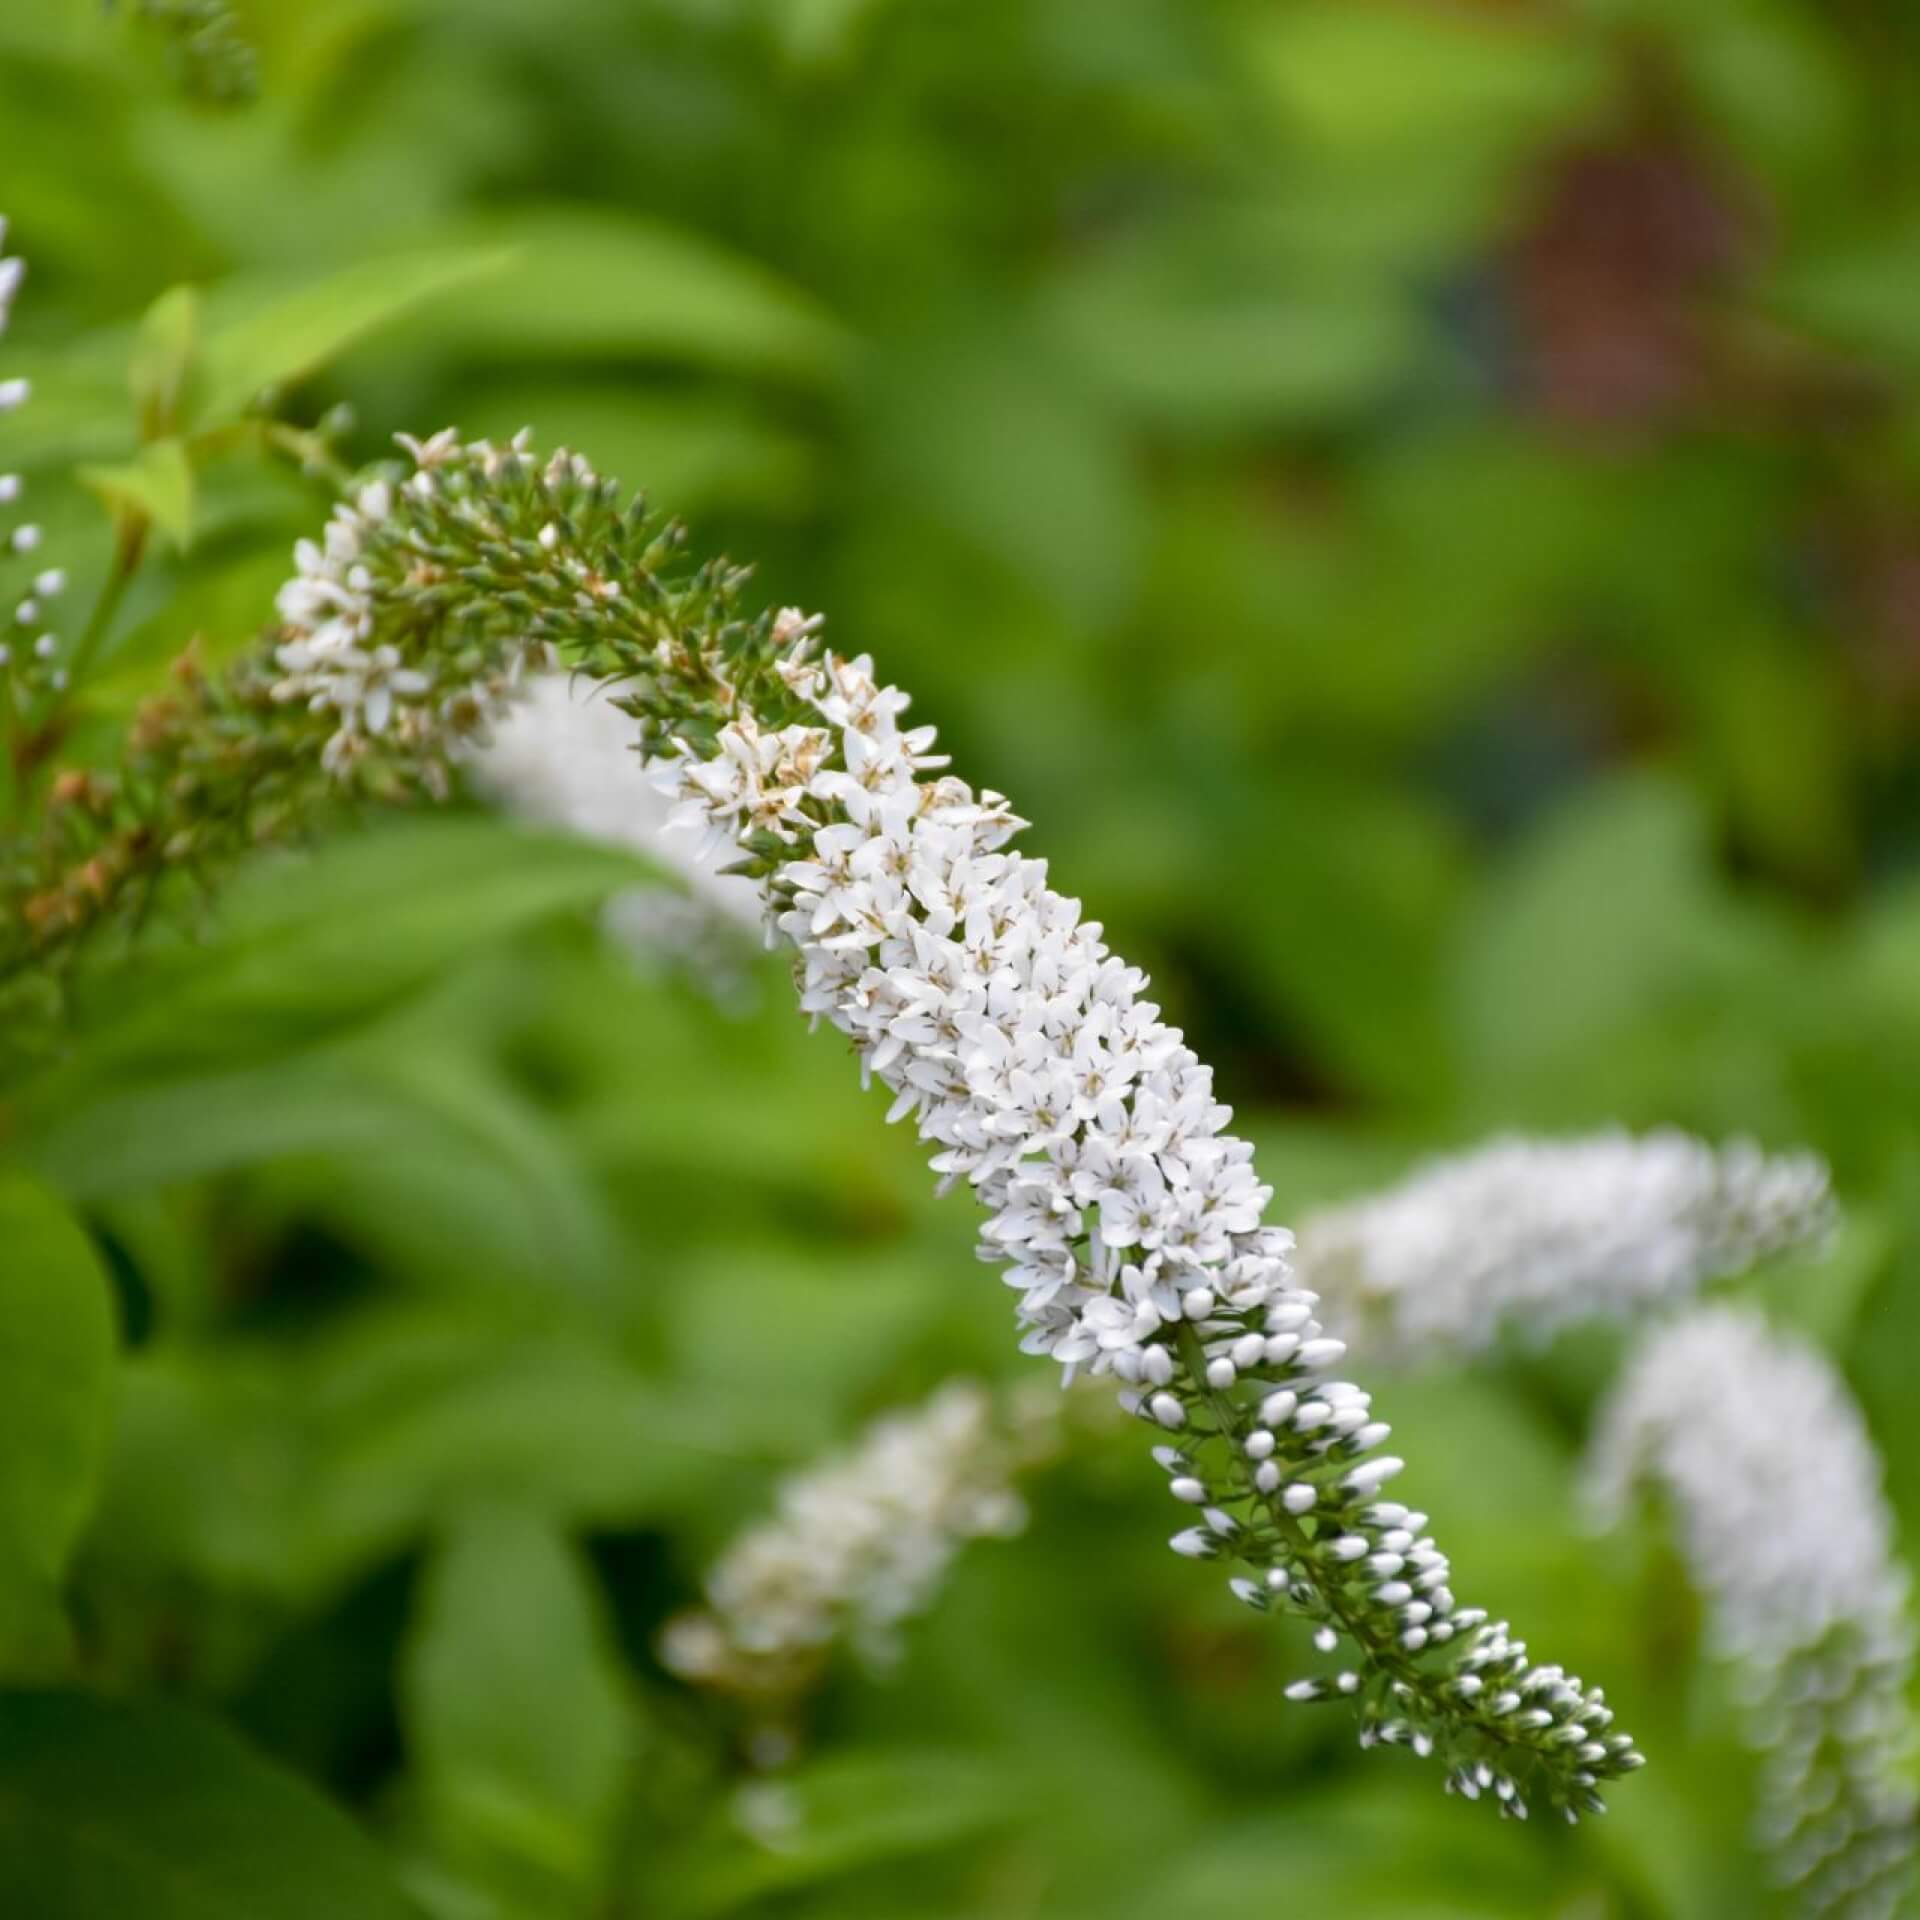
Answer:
[659, 1381, 1033, 1702]
[1589, 1306, 1915, 1918]
[1297, 1129, 1834, 1362]
[268, 431, 1649, 1823]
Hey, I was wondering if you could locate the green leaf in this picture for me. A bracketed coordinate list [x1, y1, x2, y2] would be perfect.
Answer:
[93, 1318, 726, 1604]
[1769, 224, 1920, 370]
[190, 246, 515, 427]
[403, 1509, 631, 1909]
[663, 1750, 1016, 1913]
[1246, 2, 1604, 156]
[129, 284, 203, 440]
[304, 1339, 718, 1583]
[0, 1175, 116, 1678]
[24, 1050, 625, 1312]
[77, 438, 196, 547]
[23, 817, 658, 1122]
[0, 1690, 419, 1920]
[388, 205, 851, 385]
[1450, 773, 1802, 1126]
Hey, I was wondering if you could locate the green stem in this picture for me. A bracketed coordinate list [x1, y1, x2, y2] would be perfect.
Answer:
[1172, 1321, 1535, 1768]
[65, 511, 149, 694]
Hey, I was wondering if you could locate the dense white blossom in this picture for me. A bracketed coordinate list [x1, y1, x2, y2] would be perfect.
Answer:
[659, 1381, 1031, 1698]
[471, 672, 761, 975]
[639, 613, 1638, 1811]
[270, 478, 441, 772]
[653, 636, 1300, 1383]
[1296, 1130, 1834, 1362]
[1589, 1307, 1915, 1917]
[281, 429, 1648, 1820]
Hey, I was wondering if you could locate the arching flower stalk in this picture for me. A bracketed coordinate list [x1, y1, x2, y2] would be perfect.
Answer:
[659, 1381, 1044, 1740]
[223, 429, 1645, 1822]
[1589, 1307, 1916, 1917]
[471, 671, 760, 988]
[1296, 1129, 1835, 1364]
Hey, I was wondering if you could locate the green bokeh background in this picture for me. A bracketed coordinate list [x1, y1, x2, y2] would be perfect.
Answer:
[3, 1, 1919, 1915]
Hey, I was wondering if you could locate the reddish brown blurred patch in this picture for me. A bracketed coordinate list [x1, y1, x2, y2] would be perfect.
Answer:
[1505, 107, 1760, 434]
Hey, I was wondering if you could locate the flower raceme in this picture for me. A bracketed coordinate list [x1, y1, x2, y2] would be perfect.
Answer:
[256, 430, 1646, 1821]
[659, 1381, 1035, 1713]
[1296, 1129, 1835, 1363]
[1589, 1307, 1915, 1919]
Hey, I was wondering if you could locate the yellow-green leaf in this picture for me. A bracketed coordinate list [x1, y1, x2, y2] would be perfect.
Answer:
[0, 1173, 116, 1679]
[77, 438, 196, 547]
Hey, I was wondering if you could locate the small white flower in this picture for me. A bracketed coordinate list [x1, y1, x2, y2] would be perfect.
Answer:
[659, 1382, 1036, 1697]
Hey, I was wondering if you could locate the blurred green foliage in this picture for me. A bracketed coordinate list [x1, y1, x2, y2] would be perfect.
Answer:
[2, 0, 1919, 1914]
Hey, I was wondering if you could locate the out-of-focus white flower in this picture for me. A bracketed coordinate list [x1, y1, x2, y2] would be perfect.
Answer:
[471, 673, 762, 979]
[0, 216, 65, 693]
[1589, 1306, 1915, 1918]
[660, 1382, 1036, 1699]
[1296, 1130, 1834, 1363]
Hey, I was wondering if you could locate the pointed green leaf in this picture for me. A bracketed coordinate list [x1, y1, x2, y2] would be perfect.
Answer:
[21, 818, 659, 1125]
[190, 246, 514, 426]
[0, 1691, 419, 1920]
[0, 1175, 115, 1678]
[403, 1509, 631, 1909]
[129, 285, 203, 440]
[77, 438, 196, 546]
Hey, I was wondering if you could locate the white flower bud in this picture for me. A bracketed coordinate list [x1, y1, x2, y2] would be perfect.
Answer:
[1345, 1457, 1405, 1493]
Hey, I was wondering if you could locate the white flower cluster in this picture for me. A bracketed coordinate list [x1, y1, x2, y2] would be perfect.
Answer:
[472, 672, 761, 978]
[659, 1381, 1029, 1696]
[657, 632, 1301, 1381]
[308, 430, 1644, 1817]
[642, 616, 1642, 1812]
[0, 216, 68, 691]
[1296, 1129, 1834, 1362]
[1589, 1307, 1915, 1917]
[270, 476, 434, 775]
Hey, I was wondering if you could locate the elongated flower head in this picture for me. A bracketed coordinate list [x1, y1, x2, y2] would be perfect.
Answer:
[1589, 1306, 1915, 1917]
[1297, 1129, 1834, 1362]
[256, 429, 1647, 1824]
[660, 1381, 1033, 1702]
